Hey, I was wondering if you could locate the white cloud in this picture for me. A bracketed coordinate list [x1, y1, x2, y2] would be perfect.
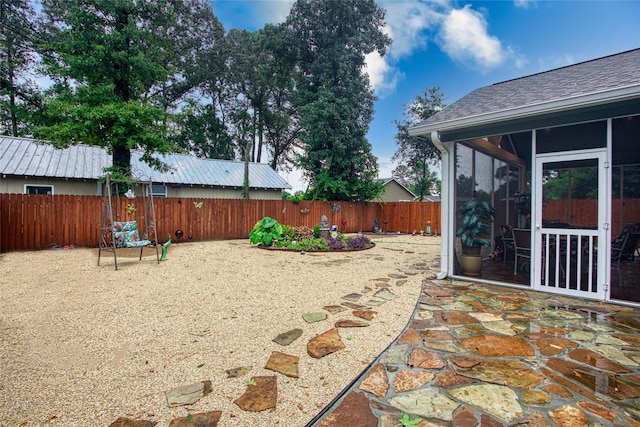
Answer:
[513, 0, 536, 9]
[381, 1, 443, 59]
[368, 1, 446, 95]
[364, 52, 402, 97]
[377, 154, 397, 180]
[256, 0, 295, 24]
[438, 5, 506, 70]
[280, 167, 308, 194]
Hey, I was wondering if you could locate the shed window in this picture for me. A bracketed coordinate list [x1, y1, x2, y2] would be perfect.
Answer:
[147, 184, 167, 198]
[25, 185, 53, 195]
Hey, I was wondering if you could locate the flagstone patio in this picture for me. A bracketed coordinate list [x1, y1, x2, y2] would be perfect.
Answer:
[306, 280, 640, 426]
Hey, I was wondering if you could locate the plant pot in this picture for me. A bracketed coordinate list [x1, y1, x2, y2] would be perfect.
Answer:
[459, 253, 482, 276]
[461, 246, 482, 256]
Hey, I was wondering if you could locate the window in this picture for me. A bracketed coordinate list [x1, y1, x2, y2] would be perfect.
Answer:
[147, 184, 167, 198]
[25, 185, 53, 195]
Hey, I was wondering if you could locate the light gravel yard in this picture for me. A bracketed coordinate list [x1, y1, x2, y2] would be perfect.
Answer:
[0, 236, 440, 427]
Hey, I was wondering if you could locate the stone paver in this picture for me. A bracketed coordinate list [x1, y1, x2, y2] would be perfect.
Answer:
[308, 279, 640, 426]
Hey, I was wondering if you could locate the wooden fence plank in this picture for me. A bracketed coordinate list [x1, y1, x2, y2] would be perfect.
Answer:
[0, 194, 448, 252]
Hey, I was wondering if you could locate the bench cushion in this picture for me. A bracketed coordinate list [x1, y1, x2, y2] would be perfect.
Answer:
[112, 221, 151, 248]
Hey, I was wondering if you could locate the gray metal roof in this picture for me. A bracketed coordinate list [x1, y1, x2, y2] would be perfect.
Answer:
[410, 49, 640, 136]
[0, 136, 291, 190]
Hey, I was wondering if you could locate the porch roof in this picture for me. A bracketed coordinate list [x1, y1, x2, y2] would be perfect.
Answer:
[409, 49, 640, 140]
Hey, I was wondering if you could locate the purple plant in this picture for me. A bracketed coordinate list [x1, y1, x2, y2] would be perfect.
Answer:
[326, 236, 346, 250]
[346, 235, 372, 250]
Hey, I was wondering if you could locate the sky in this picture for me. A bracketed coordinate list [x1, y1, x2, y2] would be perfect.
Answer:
[211, 0, 640, 193]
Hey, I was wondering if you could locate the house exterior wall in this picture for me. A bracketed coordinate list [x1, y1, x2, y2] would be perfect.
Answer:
[163, 186, 283, 200]
[381, 181, 414, 202]
[0, 176, 99, 195]
[0, 176, 283, 199]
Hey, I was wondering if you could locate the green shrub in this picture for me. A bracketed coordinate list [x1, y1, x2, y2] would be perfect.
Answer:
[312, 224, 321, 238]
[249, 216, 283, 247]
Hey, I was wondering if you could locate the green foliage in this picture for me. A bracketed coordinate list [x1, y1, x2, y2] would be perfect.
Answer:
[36, 0, 223, 175]
[0, 0, 41, 137]
[287, 238, 330, 251]
[456, 198, 495, 248]
[172, 100, 234, 160]
[288, 0, 390, 202]
[249, 216, 284, 247]
[397, 412, 423, 427]
[313, 224, 321, 238]
[282, 225, 314, 243]
[286, 192, 306, 204]
[245, 378, 256, 386]
[392, 87, 446, 200]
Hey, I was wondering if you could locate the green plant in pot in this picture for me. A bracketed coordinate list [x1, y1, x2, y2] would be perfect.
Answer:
[456, 198, 494, 276]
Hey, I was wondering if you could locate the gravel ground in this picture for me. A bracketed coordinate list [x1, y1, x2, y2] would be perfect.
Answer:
[0, 235, 440, 427]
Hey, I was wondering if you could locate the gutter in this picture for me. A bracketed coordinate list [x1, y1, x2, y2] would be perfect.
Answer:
[430, 131, 450, 280]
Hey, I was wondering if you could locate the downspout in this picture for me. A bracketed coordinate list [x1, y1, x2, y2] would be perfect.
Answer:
[431, 131, 451, 280]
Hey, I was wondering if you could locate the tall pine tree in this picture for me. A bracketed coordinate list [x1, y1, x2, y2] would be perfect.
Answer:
[287, 0, 390, 201]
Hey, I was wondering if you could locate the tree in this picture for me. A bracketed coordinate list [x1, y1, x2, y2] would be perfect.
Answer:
[287, 0, 390, 201]
[35, 0, 223, 176]
[258, 24, 302, 173]
[392, 86, 446, 200]
[0, 0, 41, 136]
[393, 163, 441, 198]
[172, 100, 234, 160]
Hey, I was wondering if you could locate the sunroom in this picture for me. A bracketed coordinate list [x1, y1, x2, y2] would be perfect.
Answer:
[409, 49, 640, 306]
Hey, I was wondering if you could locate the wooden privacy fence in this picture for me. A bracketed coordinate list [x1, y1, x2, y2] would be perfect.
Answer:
[544, 198, 640, 236]
[0, 194, 441, 252]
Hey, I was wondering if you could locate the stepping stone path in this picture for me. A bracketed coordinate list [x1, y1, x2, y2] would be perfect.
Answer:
[353, 309, 377, 320]
[165, 381, 212, 407]
[225, 366, 252, 378]
[109, 249, 430, 426]
[108, 418, 157, 427]
[303, 311, 327, 323]
[272, 328, 303, 346]
[233, 376, 278, 412]
[323, 305, 347, 313]
[307, 328, 346, 358]
[167, 411, 222, 427]
[265, 351, 300, 378]
[342, 292, 362, 302]
[334, 319, 369, 328]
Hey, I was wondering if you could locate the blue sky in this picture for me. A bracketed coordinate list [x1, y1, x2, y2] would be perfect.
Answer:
[212, 0, 640, 192]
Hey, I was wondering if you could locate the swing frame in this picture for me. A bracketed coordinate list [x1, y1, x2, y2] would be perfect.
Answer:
[98, 174, 160, 270]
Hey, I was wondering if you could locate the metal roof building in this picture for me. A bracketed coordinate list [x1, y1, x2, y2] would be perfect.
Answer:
[0, 136, 291, 197]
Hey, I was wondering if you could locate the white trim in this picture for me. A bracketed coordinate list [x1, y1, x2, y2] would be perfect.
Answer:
[533, 147, 608, 300]
[430, 131, 453, 279]
[24, 184, 54, 195]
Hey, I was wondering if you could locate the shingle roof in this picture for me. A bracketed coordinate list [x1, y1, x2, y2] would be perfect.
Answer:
[0, 136, 291, 190]
[412, 48, 640, 131]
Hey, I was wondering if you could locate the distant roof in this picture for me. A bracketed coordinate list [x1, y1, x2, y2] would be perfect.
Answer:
[0, 136, 291, 190]
[410, 49, 640, 137]
[379, 177, 417, 198]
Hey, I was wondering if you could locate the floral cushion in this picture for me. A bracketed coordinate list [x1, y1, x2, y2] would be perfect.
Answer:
[113, 221, 138, 232]
[112, 222, 151, 248]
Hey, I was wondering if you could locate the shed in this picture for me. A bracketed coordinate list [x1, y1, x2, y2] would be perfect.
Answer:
[0, 136, 291, 199]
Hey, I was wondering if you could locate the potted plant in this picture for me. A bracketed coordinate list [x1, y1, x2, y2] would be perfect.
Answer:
[456, 197, 494, 276]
